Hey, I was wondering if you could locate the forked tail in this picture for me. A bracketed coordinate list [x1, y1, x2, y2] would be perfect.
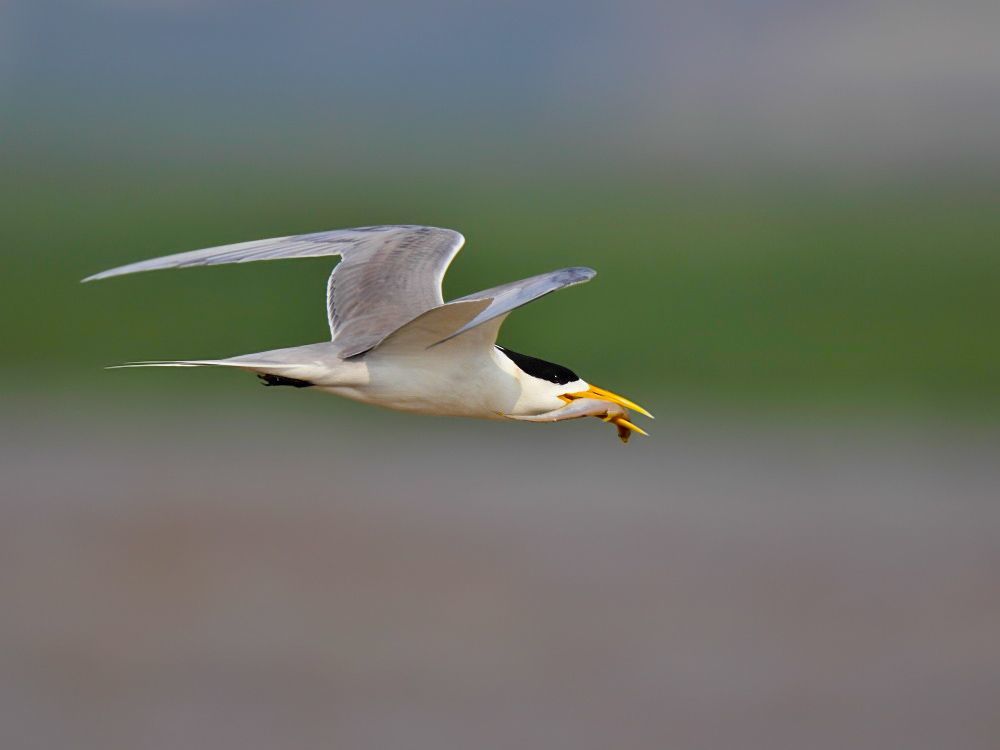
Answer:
[110, 360, 319, 388]
[108, 358, 301, 372]
[106, 343, 343, 386]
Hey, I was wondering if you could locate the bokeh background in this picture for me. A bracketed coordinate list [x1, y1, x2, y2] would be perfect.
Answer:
[2, 2, 999, 748]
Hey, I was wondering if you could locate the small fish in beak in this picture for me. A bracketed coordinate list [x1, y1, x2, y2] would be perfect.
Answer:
[565, 385, 652, 443]
[506, 385, 652, 443]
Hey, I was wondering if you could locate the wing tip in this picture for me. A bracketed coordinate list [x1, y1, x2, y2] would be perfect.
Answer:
[82, 267, 130, 283]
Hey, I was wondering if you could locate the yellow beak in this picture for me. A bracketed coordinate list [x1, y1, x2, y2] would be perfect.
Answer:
[560, 384, 653, 443]
[565, 384, 654, 419]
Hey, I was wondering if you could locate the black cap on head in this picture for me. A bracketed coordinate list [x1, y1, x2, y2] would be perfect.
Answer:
[496, 346, 579, 385]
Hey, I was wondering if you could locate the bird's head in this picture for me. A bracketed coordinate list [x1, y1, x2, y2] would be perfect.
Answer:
[497, 346, 652, 443]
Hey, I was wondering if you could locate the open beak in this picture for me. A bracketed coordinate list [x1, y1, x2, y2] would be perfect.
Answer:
[560, 384, 653, 443]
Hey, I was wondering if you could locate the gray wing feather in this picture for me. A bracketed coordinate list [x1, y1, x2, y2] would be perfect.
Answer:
[428, 266, 596, 347]
[347, 267, 596, 358]
[83, 225, 465, 357]
[325, 227, 464, 355]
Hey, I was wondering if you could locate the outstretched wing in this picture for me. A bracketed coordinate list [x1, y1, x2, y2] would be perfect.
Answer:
[363, 266, 597, 356]
[324, 227, 464, 355]
[82, 225, 465, 357]
[437, 266, 596, 345]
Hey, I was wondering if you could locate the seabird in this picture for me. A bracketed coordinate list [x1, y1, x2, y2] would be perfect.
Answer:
[84, 225, 652, 442]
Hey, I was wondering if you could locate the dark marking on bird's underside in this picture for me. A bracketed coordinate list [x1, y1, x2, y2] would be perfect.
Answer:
[496, 346, 579, 385]
[258, 373, 313, 388]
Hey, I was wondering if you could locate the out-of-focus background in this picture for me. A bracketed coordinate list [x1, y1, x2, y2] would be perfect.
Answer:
[2, 2, 999, 748]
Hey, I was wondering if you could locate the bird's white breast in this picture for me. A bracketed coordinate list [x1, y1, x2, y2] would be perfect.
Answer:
[318, 343, 513, 419]
[319, 343, 576, 419]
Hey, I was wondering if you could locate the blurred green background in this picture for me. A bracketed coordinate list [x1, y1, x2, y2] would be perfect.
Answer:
[3, 2, 998, 415]
[2, 3, 999, 750]
[8, 162, 1000, 414]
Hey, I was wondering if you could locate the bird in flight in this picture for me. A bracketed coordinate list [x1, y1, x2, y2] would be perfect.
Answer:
[84, 225, 651, 442]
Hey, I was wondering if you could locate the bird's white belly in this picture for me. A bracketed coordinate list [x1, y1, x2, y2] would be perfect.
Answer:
[322, 349, 523, 419]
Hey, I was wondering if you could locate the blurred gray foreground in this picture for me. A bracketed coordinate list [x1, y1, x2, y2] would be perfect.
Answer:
[2, 400, 998, 750]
